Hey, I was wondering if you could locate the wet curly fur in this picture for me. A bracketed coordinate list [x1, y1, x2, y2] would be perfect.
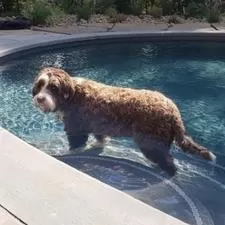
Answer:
[32, 67, 216, 176]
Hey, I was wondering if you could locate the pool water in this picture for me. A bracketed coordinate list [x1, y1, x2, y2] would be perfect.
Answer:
[1, 41, 225, 225]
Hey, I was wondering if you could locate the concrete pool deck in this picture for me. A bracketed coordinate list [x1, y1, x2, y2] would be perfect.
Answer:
[1, 27, 225, 224]
[1, 26, 225, 62]
[0, 128, 189, 225]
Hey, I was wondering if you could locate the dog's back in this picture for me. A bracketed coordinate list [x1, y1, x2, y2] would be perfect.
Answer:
[73, 77, 216, 164]
[73, 77, 181, 142]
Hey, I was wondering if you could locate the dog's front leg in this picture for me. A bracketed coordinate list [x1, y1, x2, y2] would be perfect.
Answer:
[66, 132, 89, 150]
[63, 114, 89, 150]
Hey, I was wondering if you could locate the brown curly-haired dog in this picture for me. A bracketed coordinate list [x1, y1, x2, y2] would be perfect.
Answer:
[32, 67, 216, 176]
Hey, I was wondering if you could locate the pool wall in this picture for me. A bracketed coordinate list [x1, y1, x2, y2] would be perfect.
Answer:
[1, 30, 223, 224]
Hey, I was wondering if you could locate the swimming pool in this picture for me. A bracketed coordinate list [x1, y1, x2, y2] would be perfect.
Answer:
[1, 40, 225, 225]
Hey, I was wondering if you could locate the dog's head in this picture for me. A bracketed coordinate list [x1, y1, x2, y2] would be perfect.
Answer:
[32, 67, 75, 113]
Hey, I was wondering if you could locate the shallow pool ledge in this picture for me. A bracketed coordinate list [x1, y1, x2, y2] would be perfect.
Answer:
[0, 128, 187, 225]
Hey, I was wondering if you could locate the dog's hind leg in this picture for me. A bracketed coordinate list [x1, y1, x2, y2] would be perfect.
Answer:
[87, 134, 108, 150]
[94, 134, 108, 144]
[94, 134, 105, 142]
[133, 132, 177, 176]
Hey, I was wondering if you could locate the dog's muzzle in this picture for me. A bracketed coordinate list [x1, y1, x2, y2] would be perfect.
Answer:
[33, 91, 56, 113]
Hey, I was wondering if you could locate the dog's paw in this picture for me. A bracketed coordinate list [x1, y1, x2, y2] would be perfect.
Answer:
[55, 111, 64, 121]
[69, 146, 86, 153]
[86, 136, 110, 150]
[86, 141, 104, 150]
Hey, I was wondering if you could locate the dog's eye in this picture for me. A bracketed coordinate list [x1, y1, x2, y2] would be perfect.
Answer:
[50, 84, 58, 92]
[37, 80, 45, 89]
[32, 80, 45, 97]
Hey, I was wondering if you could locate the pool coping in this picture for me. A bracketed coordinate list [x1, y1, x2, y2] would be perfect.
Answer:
[1, 30, 225, 63]
[1, 29, 221, 225]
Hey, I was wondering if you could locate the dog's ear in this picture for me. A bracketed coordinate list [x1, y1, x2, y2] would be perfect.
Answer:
[59, 76, 75, 102]
[32, 73, 42, 97]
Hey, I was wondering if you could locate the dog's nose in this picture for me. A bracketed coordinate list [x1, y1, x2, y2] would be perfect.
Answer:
[36, 96, 46, 103]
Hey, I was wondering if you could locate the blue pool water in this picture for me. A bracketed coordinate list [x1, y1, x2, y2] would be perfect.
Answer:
[1, 41, 225, 225]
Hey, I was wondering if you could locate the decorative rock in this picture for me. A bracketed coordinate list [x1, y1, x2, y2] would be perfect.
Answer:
[90, 14, 108, 24]
[80, 19, 87, 24]
[43, 13, 203, 28]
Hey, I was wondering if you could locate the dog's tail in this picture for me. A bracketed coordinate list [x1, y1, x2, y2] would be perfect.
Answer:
[174, 121, 216, 164]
